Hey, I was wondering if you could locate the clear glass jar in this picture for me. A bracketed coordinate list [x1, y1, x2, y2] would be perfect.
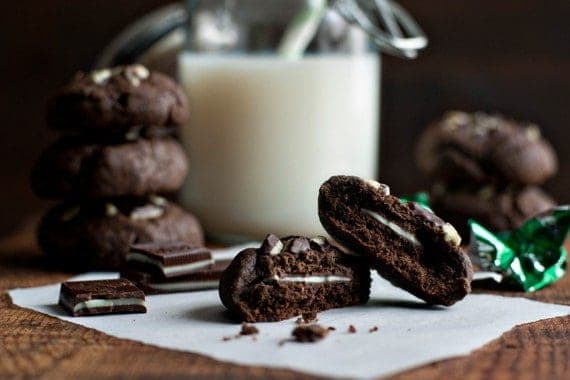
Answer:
[177, 0, 425, 241]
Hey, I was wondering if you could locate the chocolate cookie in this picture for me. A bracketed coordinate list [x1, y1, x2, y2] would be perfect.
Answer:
[47, 65, 189, 133]
[38, 197, 204, 270]
[319, 175, 473, 306]
[431, 184, 556, 237]
[31, 136, 188, 199]
[219, 235, 371, 322]
[415, 111, 558, 185]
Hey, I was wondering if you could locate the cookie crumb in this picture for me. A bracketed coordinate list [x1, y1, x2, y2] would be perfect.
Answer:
[348, 325, 357, 334]
[327, 326, 336, 331]
[296, 311, 318, 324]
[369, 326, 379, 333]
[278, 338, 291, 347]
[302, 311, 318, 323]
[291, 324, 330, 343]
[223, 323, 259, 341]
[240, 323, 259, 336]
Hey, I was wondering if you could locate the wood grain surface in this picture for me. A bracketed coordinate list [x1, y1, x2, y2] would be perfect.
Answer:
[0, 230, 568, 379]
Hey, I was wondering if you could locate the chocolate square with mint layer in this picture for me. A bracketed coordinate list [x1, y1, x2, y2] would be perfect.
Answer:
[122, 259, 232, 294]
[126, 241, 213, 278]
[59, 279, 146, 317]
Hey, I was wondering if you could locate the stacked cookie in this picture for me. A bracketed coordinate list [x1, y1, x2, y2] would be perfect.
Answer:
[415, 111, 558, 237]
[31, 65, 204, 270]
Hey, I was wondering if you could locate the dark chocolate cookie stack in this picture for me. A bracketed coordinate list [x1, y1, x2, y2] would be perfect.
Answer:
[415, 111, 558, 237]
[31, 64, 204, 270]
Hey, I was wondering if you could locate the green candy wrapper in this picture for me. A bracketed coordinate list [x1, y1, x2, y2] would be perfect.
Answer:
[400, 192, 432, 212]
[469, 206, 569, 292]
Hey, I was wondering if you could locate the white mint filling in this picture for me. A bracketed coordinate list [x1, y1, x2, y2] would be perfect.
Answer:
[270, 274, 351, 283]
[362, 209, 421, 246]
[126, 253, 214, 277]
[129, 205, 165, 220]
[148, 280, 220, 292]
[363, 179, 390, 195]
[473, 271, 503, 283]
[149, 195, 168, 206]
[61, 297, 146, 313]
[90, 65, 149, 86]
[441, 223, 462, 246]
[269, 240, 284, 255]
[91, 68, 112, 84]
[105, 203, 119, 217]
[310, 236, 327, 246]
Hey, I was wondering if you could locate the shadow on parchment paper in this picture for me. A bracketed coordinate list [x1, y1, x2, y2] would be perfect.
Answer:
[42, 303, 68, 316]
[187, 299, 444, 325]
[366, 298, 445, 311]
[187, 304, 236, 324]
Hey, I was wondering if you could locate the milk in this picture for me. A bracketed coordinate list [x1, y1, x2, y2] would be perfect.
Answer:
[178, 53, 380, 239]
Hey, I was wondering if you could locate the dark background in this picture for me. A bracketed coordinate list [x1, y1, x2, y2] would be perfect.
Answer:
[1, 1, 568, 238]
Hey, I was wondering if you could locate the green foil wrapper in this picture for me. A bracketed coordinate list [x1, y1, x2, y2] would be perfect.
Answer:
[469, 206, 569, 292]
[400, 192, 433, 212]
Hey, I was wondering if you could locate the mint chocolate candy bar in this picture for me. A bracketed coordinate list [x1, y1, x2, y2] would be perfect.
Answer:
[122, 259, 232, 294]
[126, 241, 213, 278]
[59, 279, 146, 317]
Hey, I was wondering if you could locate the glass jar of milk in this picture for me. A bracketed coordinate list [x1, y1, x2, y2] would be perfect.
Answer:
[178, 0, 426, 240]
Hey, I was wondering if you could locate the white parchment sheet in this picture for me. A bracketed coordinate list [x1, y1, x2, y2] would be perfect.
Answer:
[8, 245, 570, 379]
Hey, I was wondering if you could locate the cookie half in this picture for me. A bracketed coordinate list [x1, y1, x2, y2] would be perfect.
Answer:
[414, 111, 558, 186]
[219, 235, 371, 322]
[31, 136, 188, 199]
[37, 197, 204, 270]
[47, 65, 189, 132]
[319, 175, 473, 306]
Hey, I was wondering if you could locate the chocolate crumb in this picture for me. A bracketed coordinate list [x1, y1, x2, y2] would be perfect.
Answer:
[295, 311, 318, 324]
[223, 323, 259, 341]
[348, 325, 357, 334]
[302, 311, 318, 323]
[278, 338, 291, 347]
[369, 326, 379, 333]
[240, 323, 259, 336]
[327, 326, 336, 331]
[291, 324, 330, 343]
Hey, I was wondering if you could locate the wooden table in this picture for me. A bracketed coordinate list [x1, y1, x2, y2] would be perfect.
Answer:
[1, 230, 568, 379]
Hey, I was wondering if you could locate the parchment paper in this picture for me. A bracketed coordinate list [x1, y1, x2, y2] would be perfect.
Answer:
[8, 245, 570, 379]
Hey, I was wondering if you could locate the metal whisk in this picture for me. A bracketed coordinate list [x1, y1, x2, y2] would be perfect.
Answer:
[332, 0, 428, 58]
